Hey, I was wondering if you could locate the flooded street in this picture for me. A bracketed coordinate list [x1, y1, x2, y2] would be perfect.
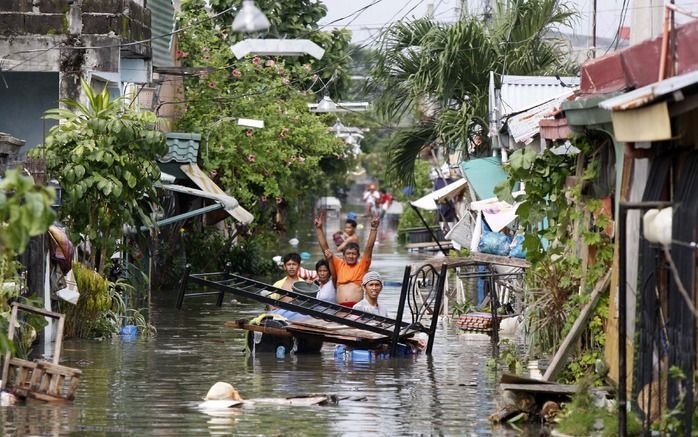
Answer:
[0, 213, 505, 436]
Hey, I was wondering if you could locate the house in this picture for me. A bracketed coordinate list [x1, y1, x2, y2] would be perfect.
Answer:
[559, 17, 698, 434]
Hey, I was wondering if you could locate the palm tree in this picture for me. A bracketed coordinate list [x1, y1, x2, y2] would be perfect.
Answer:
[367, 0, 576, 185]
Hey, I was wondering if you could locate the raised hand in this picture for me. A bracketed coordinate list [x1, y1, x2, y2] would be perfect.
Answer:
[370, 216, 380, 230]
[313, 210, 325, 229]
[323, 249, 333, 259]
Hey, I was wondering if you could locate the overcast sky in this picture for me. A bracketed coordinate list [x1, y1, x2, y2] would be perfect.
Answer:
[319, 0, 695, 50]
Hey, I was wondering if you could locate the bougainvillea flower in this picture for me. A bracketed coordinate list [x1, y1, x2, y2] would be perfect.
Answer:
[247, 154, 256, 162]
[252, 56, 261, 65]
[265, 59, 275, 68]
[208, 81, 216, 88]
[245, 130, 253, 137]
[232, 69, 242, 78]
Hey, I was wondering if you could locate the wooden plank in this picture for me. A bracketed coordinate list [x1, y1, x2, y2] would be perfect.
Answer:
[500, 383, 578, 395]
[13, 302, 63, 319]
[405, 241, 453, 250]
[1, 303, 19, 390]
[500, 373, 554, 385]
[53, 315, 65, 364]
[286, 324, 388, 341]
[413, 252, 530, 270]
[543, 271, 612, 381]
[224, 320, 292, 337]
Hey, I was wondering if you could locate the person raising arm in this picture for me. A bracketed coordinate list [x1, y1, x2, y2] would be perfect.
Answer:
[314, 213, 380, 307]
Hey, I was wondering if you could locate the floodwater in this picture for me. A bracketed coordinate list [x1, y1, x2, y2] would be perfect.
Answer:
[0, 212, 514, 436]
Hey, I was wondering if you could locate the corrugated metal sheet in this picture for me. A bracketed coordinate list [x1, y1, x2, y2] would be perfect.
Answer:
[506, 89, 575, 144]
[599, 69, 698, 111]
[500, 75, 580, 117]
[149, 0, 175, 68]
[161, 132, 201, 163]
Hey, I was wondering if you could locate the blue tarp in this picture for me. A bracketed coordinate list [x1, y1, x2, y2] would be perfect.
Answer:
[459, 157, 508, 200]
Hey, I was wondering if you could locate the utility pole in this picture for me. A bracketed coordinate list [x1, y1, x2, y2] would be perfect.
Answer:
[592, 0, 597, 58]
[630, 0, 664, 44]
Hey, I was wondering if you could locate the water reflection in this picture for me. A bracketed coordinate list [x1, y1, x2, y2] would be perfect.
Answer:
[1, 216, 507, 436]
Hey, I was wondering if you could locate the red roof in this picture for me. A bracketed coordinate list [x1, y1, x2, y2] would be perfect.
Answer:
[580, 19, 698, 95]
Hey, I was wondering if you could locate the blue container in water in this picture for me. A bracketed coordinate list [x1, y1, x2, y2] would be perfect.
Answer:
[351, 349, 372, 362]
[119, 325, 137, 336]
[276, 346, 286, 358]
[335, 345, 346, 357]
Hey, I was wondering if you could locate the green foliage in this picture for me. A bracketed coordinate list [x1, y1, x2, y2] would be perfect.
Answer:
[0, 169, 56, 353]
[159, 228, 278, 288]
[0, 169, 56, 258]
[62, 262, 111, 338]
[557, 380, 642, 436]
[497, 143, 613, 360]
[175, 6, 348, 211]
[36, 79, 166, 272]
[194, 0, 353, 98]
[368, 0, 577, 183]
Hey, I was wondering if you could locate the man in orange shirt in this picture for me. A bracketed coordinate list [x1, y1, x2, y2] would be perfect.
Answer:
[314, 212, 379, 308]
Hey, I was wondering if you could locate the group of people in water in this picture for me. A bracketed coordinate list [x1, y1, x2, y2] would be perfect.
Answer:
[270, 211, 388, 318]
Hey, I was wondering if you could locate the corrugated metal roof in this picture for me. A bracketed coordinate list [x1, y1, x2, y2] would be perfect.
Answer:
[507, 89, 575, 144]
[149, 0, 175, 68]
[599, 69, 698, 111]
[160, 132, 201, 163]
[500, 75, 580, 116]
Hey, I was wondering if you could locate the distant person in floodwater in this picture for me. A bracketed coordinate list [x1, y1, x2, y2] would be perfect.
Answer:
[314, 212, 379, 308]
[353, 271, 389, 317]
[378, 189, 393, 220]
[362, 184, 380, 216]
[332, 218, 359, 252]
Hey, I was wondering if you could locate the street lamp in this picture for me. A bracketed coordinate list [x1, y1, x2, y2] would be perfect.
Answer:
[232, 0, 270, 33]
[315, 95, 337, 112]
[205, 116, 265, 161]
[230, 39, 325, 60]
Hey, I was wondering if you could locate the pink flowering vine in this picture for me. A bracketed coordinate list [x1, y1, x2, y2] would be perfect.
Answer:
[252, 56, 261, 65]
[245, 130, 253, 137]
[265, 59, 275, 68]
[231, 69, 242, 78]
[247, 154, 256, 162]
[208, 81, 216, 89]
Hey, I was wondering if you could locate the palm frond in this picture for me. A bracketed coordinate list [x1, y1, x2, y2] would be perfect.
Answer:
[387, 120, 437, 186]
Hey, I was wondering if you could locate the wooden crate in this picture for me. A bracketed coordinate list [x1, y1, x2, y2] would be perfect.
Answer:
[1, 302, 81, 402]
[28, 360, 81, 402]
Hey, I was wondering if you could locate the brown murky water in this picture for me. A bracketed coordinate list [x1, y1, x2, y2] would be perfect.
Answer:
[0, 216, 516, 436]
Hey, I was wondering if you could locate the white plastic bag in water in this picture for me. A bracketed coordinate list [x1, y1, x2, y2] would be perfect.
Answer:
[56, 270, 80, 305]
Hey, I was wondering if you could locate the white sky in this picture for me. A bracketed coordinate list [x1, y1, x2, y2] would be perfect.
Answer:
[319, 0, 698, 50]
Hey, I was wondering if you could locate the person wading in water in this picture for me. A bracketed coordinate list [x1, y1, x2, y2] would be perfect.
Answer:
[314, 212, 379, 308]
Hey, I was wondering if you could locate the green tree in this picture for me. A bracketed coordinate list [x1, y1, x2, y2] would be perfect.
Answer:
[367, 0, 576, 184]
[36, 80, 166, 272]
[0, 169, 56, 352]
[176, 3, 349, 217]
[181, 0, 353, 97]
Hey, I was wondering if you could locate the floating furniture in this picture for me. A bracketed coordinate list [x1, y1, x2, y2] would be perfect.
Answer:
[1, 302, 81, 402]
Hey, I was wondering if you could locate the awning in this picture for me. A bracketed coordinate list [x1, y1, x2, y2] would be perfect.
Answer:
[599, 69, 698, 111]
[410, 178, 468, 211]
[163, 164, 254, 225]
[460, 157, 508, 200]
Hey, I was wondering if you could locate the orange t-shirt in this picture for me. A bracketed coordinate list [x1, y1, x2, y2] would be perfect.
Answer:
[331, 256, 371, 286]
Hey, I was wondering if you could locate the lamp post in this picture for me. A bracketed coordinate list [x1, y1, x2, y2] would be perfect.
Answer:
[204, 116, 265, 161]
